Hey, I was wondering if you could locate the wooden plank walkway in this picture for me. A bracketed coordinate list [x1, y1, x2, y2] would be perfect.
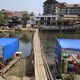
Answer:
[33, 29, 48, 80]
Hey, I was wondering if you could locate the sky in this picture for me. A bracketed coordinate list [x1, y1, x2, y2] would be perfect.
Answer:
[0, 0, 80, 14]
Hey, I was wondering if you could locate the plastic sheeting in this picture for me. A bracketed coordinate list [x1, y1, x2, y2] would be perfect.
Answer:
[55, 38, 80, 65]
[57, 39, 80, 51]
[0, 38, 19, 61]
[55, 39, 61, 65]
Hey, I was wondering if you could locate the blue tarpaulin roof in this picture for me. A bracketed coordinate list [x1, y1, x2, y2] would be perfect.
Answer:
[55, 38, 80, 65]
[0, 38, 19, 61]
[57, 39, 80, 50]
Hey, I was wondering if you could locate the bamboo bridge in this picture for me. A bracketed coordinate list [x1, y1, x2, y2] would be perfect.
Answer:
[33, 29, 54, 80]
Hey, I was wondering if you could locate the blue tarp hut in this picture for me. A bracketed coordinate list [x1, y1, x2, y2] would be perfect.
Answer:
[0, 38, 19, 61]
[55, 38, 80, 65]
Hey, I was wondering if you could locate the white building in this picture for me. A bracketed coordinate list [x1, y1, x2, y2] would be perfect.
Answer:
[36, 14, 59, 21]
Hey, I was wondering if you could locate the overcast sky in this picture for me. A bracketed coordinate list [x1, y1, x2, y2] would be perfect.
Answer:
[0, 0, 80, 14]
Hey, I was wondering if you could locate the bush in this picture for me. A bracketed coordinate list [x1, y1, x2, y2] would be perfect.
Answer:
[64, 74, 74, 80]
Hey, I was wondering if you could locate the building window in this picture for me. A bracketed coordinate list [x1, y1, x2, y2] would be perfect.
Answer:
[47, 17, 51, 20]
[52, 17, 55, 20]
[41, 17, 44, 20]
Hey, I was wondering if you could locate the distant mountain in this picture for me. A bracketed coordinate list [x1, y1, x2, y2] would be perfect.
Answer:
[14, 11, 28, 17]
[1, 9, 28, 18]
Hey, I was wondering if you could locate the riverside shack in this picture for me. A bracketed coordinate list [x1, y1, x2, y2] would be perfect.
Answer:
[0, 38, 19, 67]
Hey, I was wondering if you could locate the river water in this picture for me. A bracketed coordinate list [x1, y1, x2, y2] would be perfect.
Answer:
[19, 40, 31, 57]
[18, 30, 80, 58]
[40, 31, 80, 48]
[18, 32, 32, 57]
[40, 31, 80, 63]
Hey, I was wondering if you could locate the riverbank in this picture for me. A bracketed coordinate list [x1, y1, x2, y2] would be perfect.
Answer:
[4, 56, 34, 80]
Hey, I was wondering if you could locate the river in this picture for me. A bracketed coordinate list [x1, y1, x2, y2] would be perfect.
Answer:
[40, 31, 80, 48]
[18, 31, 32, 57]
[40, 31, 80, 63]
[17, 30, 80, 58]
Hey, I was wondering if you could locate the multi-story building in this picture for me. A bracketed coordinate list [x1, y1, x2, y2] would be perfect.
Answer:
[36, 0, 60, 24]
[35, 0, 80, 26]
[43, 0, 80, 16]
[43, 0, 59, 15]
[61, 3, 80, 15]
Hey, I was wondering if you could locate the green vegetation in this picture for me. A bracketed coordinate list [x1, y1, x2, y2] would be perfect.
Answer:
[22, 13, 30, 28]
[0, 10, 31, 28]
[0, 11, 10, 26]
[30, 12, 34, 16]
[64, 74, 74, 80]
[15, 29, 22, 37]
[11, 16, 19, 23]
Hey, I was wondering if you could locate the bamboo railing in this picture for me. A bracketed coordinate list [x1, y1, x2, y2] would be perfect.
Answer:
[33, 29, 53, 80]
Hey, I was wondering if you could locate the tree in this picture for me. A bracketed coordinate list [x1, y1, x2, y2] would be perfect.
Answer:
[22, 13, 30, 28]
[11, 16, 18, 23]
[8, 16, 19, 28]
[0, 11, 9, 26]
[30, 12, 34, 16]
[4, 13, 10, 24]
